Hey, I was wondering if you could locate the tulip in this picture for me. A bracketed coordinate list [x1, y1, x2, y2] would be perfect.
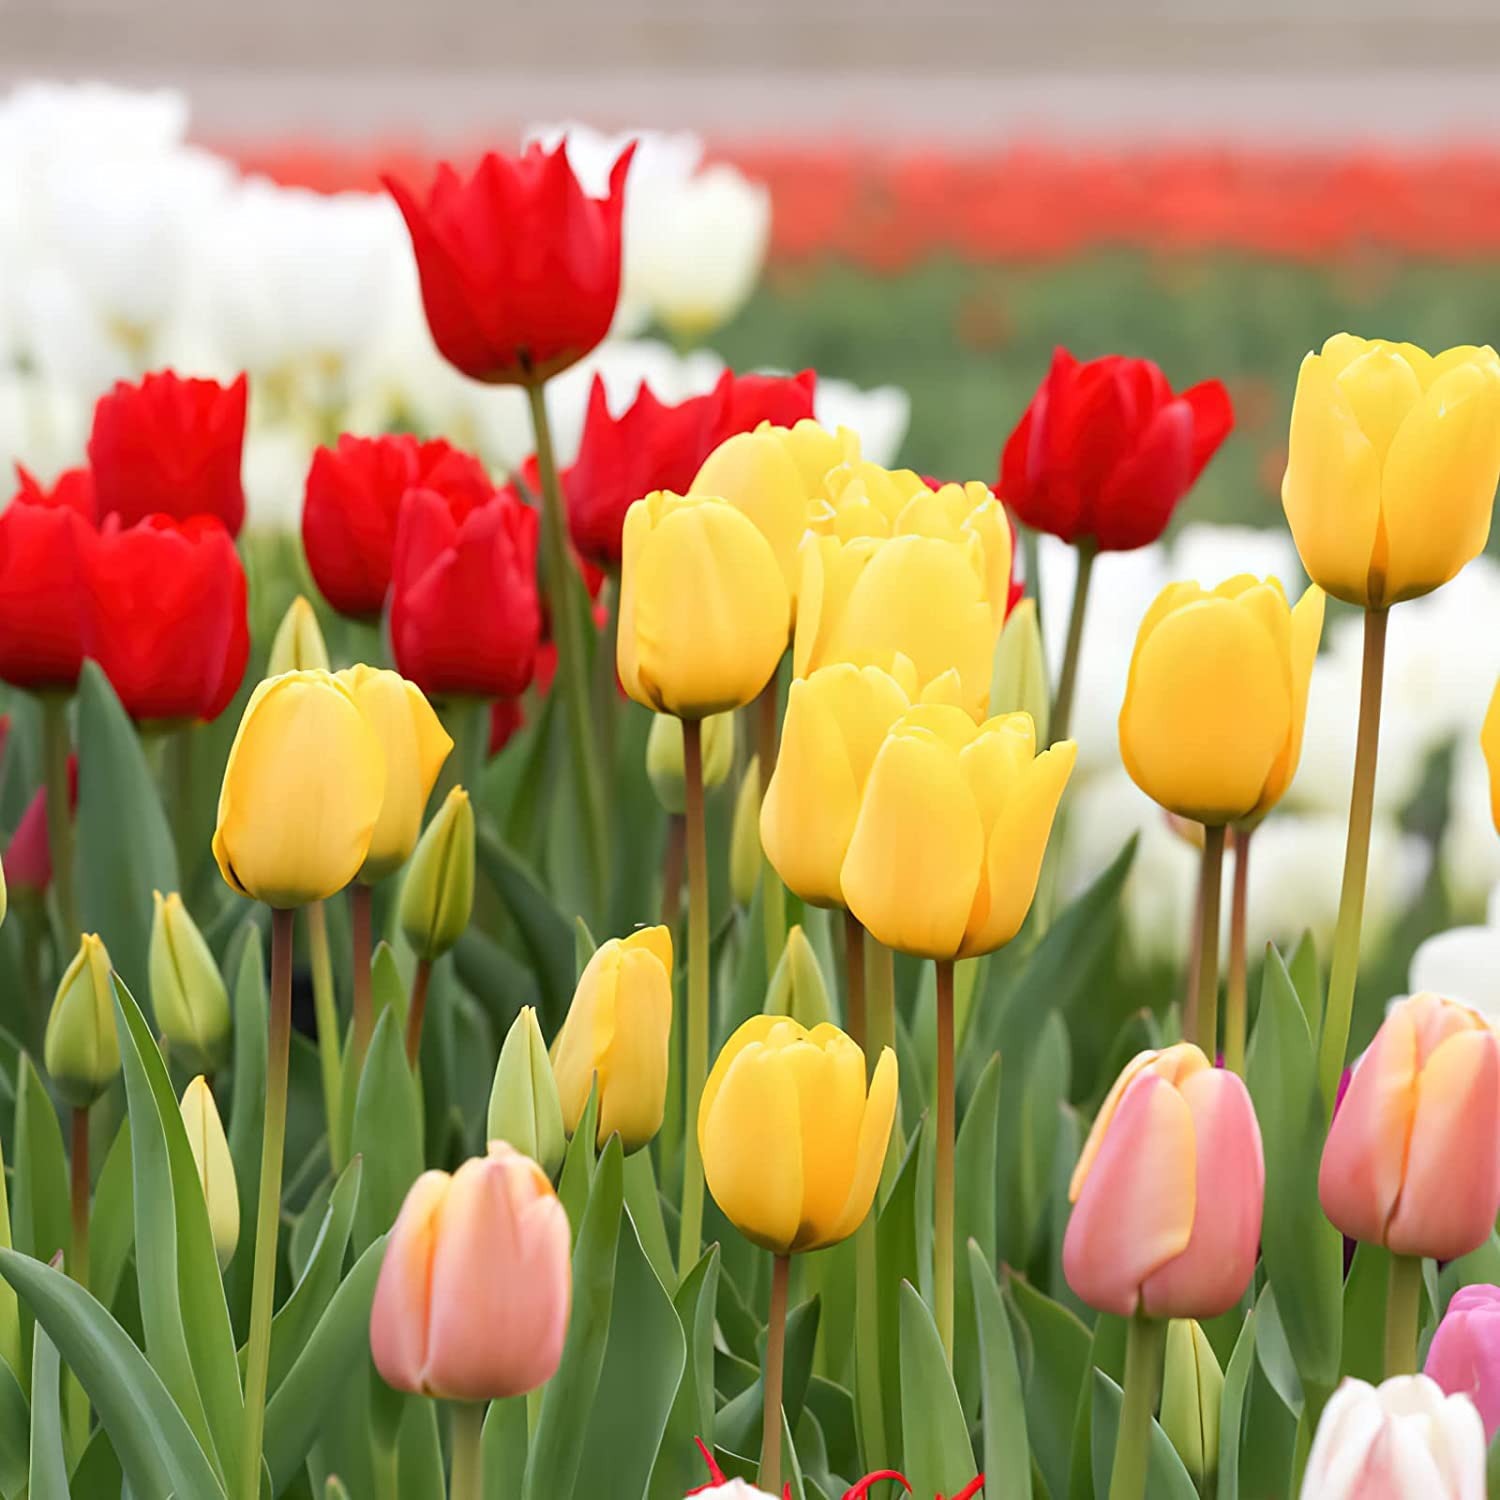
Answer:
[488, 1007, 566, 1179]
[87, 370, 248, 536]
[149, 891, 231, 1075]
[764, 926, 832, 1028]
[552, 927, 673, 1153]
[1299, 1375, 1486, 1500]
[266, 596, 330, 676]
[212, 669, 386, 909]
[647, 711, 734, 815]
[4, 755, 77, 898]
[1064, 1043, 1264, 1319]
[369, 1140, 571, 1399]
[989, 597, 1049, 732]
[1283, 335, 1500, 609]
[0, 474, 94, 692]
[44, 934, 120, 1110]
[729, 755, 762, 909]
[399, 787, 476, 963]
[617, 491, 790, 718]
[1160, 1319, 1223, 1489]
[1425, 1285, 1500, 1443]
[180, 1076, 239, 1269]
[1482, 674, 1500, 834]
[13, 463, 96, 521]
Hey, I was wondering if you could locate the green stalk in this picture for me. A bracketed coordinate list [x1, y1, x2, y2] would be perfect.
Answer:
[677, 718, 710, 1281]
[404, 960, 433, 1069]
[304, 901, 344, 1168]
[1109, 1314, 1167, 1500]
[449, 1402, 485, 1500]
[1050, 539, 1097, 743]
[757, 678, 786, 972]
[1318, 607, 1389, 1114]
[68, 1107, 89, 1292]
[934, 958, 956, 1362]
[350, 882, 375, 1072]
[436, 697, 487, 808]
[42, 695, 77, 939]
[759, 1252, 792, 1493]
[1193, 826, 1227, 1057]
[1223, 829, 1252, 1075]
[1384, 1253, 1423, 1377]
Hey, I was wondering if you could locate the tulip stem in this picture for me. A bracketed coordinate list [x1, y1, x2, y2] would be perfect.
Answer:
[1110, 1314, 1167, 1500]
[1385, 1253, 1423, 1378]
[1223, 828, 1252, 1075]
[42, 695, 77, 941]
[1050, 538, 1096, 743]
[1318, 606, 1389, 1116]
[844, 911, 867, 1050]
[238, 905, 294, 1500]
[449, 1401, 485, 1500]
[935, 958, 956, 1363]
[405, 959, 433, 1069]
[677, 718, 710, 1281]
[350, 882, 374, 1070]
[524, 375, 609, 925]
[759, 1252, 792, 1493]
[304, 900, 344, 1169]
[757, 680, 787, 973]
[68, 1106, 89, 1291]
[1192, 826, 1226, 1058]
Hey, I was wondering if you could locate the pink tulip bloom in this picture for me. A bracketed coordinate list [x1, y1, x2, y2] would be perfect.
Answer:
[370, 1140, 570, 1400]
[1426, 1285, 1500, 1443]
[1062, 1042, 1264, 1319]
[1320, 992, 1500, 1262]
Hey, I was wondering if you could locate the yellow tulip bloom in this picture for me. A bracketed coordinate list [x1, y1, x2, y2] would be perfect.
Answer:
[617, 491, 790, 718]
[1119, 576, 1324, 825]
[1482, 675, 1500, 833]
[266, 595, 330, 675]
[1282, 334, 1500, 607]
[767, 419, 861, 495]
[840, 705, 1076, 959]
[213, 669, 386, 908]
[698, 1014, 897, 1254]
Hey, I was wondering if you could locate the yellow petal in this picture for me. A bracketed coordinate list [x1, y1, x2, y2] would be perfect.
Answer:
[690, 431, 811, 596]
[595, 942, 672, 1151]
[1334, 345, 1424, 463]
[780, 1027, 868, 1247]
[1483, 676, 1500, 834]
[620, 924, 673, 975]
[824, 1045, 899, 1246]
[1248, 584, 1326, 820]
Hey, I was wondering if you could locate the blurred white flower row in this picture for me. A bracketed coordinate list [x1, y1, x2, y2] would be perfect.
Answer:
[0, 82, 910, 529]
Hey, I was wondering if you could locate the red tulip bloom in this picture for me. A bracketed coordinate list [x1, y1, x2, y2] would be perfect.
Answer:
[6, 754, 77, 896]
[712, 368, 818, 440]
[88, 371, 249, 536]
[385, 140, 634, 386]
[0, 474, 94, 691]
[303, 433, 495, 619]
[14, 463, 97, 522]
[999, 348, 1233, 551]
[81, 515, 249, 724]
[391, 487, 542, 699]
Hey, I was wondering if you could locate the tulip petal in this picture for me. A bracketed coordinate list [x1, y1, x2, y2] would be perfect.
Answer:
[690, 431, 809, 593]
[369, 1169, 449, 1395]
[1336, 346, 1424, 463]
[824, 1045, 899, 1247]
[595, 944, 673, 1152]
[1252, 584, 1325, 818]
[780, 1028, 868, 1248]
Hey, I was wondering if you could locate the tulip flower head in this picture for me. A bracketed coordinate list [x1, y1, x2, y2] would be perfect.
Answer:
[698, 1015, 897, 1254]
[398, 787, 476, 963]
[266, 596, 330, 678]
[0, 475, 93, 692]
[729, 754, 762, 908]
[1283, 335, 1500, 608]
[647, 710, 734, 814]
[45, 934, 121, 1110]
[370, 1141, 571, 1400]
[180, 1076, 239, 1269]
[1063, 1043, 1264, 1319]
[149, 891, 232, 1075]
[488, 1006, 566, 1178]
[1425, 1285, 1500, 1443]
[1320, 992, 1500, 1261]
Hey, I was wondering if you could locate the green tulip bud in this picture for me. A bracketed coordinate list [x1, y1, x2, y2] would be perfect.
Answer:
[180, 1075, 240, 1269]
[149, 890, 232, 1074]
[487, 1006, 565, 1178]
[44, 934, 120, 1109]
[646, 711, 734, 814]
[989, 596, 1050, 739]
[729, 754, 762, 909]
[1160, 1317, 1223, 1488]
[266, 594, 331, 676]
[764, 925, 832, 1028]
[399, 786, 475, 962]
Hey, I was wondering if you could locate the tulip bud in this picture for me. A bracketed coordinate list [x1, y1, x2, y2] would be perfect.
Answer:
[1160, 1319, 1223, 1488]
[399, 787, 475, 962]
[764, 926, 832, 1028]
[646, 710, 734, 814]
[179, 1076, 239, 1268]
[729, 755, 762, 908]
[488, 1007, 566, 1178]
[989, 596, 1049, 739]
[267, 595, 330, 676]
[149, 891, 231, 1075]
[0, 851, 8, 930]
[44, 934, 120, 1109]
[1425, 1284, 1500, 1442]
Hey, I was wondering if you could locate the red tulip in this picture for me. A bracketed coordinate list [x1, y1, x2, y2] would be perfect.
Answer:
[390, 487, 541, 699]
[6, 754, 77, 896]
[999, 348, 1233, 551]
[385, 140, 634, 386]
[14, 463, 97, 522]
[302, 433, 495, 619]
[88, 371, 249, 536]
[0, 473, 94, 691]
[81, 516, 249, 724]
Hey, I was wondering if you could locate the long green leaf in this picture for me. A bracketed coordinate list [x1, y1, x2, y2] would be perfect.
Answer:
[649, 1246, 720, 1500]
[0, 1133, 22, 1386]
[876, 1125, 922, 1473]
[899, 1282, 976, 1500]
[1006, 1272, 1091, 1500]
[11, 1055, 69, 1272]
[350, 1011, 424, 1258]
[88, 1117, 134, 1319]
[226, 921, 268, 1338]
[0, 1355, 28, 1499]
[482, 1398, 529, 1500]
[1217, 1304, 1259, 1500]
[971, 1242, 1031, 1500]
[26, 1321, 68, 1500]
[1089, 1369, 1198, 1500]
[954, 1053, 1000, 1421]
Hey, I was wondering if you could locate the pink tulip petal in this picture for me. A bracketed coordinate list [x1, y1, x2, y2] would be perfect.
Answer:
[369, 1170, 449, 1395]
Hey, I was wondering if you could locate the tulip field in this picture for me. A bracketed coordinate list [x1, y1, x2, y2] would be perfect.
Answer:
[11, 78, 1500, 1500]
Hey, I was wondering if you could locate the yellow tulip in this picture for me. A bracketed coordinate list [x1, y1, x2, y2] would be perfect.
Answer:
[646, 710, 734, 814]
[617, 491, 790, 718]
[180, 1076, 239, 1269]
[1282, 334, 1500, 607]
[1118, 576, 1324, 825]
[1482, 675, 1500, 833]
[213, 669, 386, 908]
[698, 1014, 897, 1254]
[334, 665, 452, 883]
[766, 419, 861, 495]
[266, 595, 330, 675]
[840, 705, 1076, 959]
[551, 927, 673, 1153]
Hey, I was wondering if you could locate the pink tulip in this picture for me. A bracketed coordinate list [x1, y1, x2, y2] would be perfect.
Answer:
[1062, 1043, 1264, 1319]
[370, 1140, 571, 1400]
[1426, 1286, 1500, 1443]
[1319, 992, 1500, 1262]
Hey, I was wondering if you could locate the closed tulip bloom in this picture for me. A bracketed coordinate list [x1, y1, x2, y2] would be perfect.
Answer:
[617, 492, 789, 718]
[488, 1007, 566, 1178]
[0, 475, 93, 691]
[149, 891, 231, 1075]
[45, 934, 121, 1110]
[552, 927, 673, 1153]
[1063, 1043, 1264, 1319]
[180, 1076, 239, 1269]
[841, 705, 1076, 960]
[213, 670, 386, 908]
[1119, 576, 1324, 825]
[1300, 1375, 1486, 1500]
[266, 595, 330, 676]
[764, 926, 833, 1028]
[1160, 1319, 1224, 1488]
[1283, 335, 1500, 608]
[1482, 676, 1500, 833]
[1425, 1286, 1500, 1442]
[398, 787, 476, 962]
[4, 755, 76, 898]
[646, 710, 734, 814]
[13, 463, 96, 521]
[334, 666, 452, 883]
[370, 1141, 571, 1400]
[1320, 992, 1500, 1261]
[698, 1015, 897, 1254]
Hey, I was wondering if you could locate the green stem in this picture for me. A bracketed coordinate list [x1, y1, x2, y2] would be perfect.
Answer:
[405, 960, 432, 1069]
[1050, 539, 1097, 743]
[166, 726, 196, 892]
[524, 377, 609, 923]
[304, 901, 344, 1169]
[1385, 1253, 1423, 1377]
[373, 1437, 401, 1500]
[934, 958, 956, 1363]
[1110, 1314, 1167, 1500]
[1318, 606, 1389, 1114]
[69, 1107, 89, 1291]
[238, 905, 295, 1500]
[757, 678, 786, 972]
[1193, 826, 1226, 1058]
[844, 910, 867, 1050]
[42, 695, 77, 940]
[759, 1252, 792, 1493]
[435, 697, 486, 808]
[449, 1401, 485, 1500]
[350, 882, 374, 1071]
[677, 718, 710, 1281]
[1223, 829, 1252, 1075]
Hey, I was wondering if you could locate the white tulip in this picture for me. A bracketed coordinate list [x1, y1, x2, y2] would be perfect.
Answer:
[1442, 743, 1500, 916]
[1409, 886, 1500, 1024]
[813, 378, 910, 468]
[241, 419, 318, 535]
[690, 1484, 780, 1500]
[0, 370, 88, 486]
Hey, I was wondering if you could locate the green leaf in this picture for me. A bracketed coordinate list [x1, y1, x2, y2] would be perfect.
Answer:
[1254, 1286, 1303, 1416]
[226, 921, 268, 1337]
[1287, 931, 1320, 1031]
[556, 1080, 599, 1245]
[12, 1054, 69, 1269]
[350, 1010, 424, 1259]
[0, 1250, 224, 1499]
[1217, 1304, 1259, 1500]
[1342, 1243, 1391, 1385]
[0, 1354, 29, 1499]
[0, 1132, 23, 1385]
[1089, 1369, 1198, 1500]
[483, 1397, 529, 1500]
[970, 1242, 1032, 1500]
[899, 1282, 976, 1500]
[88, 1117, 134, 1319]
[70, 1422, 123, 1497]
[954, 1054, 1000, 1422]
[27, 1320, 68, 1500]
[1006, 1271, 1091, 1500]
[574, 916, 598, 978]
[75, 661, 179, 1000]
[876, 1125, 922, 1473]
[717, 1297, 822, 1459]
[650, 1246, 720, 1500]
[623, 1148, 675, 1294]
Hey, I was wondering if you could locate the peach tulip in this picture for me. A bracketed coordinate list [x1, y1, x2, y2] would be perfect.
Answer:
[1319, 992, 1500, 1262]
[1063, 1043, 1264, 1319]
[370, 1141, 570, 1400]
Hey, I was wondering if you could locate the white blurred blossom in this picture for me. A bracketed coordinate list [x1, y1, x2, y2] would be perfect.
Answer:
[0, 371, 87, 488]
[1409, 885, 1500, 1023]
[815, 378, 910, 468]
